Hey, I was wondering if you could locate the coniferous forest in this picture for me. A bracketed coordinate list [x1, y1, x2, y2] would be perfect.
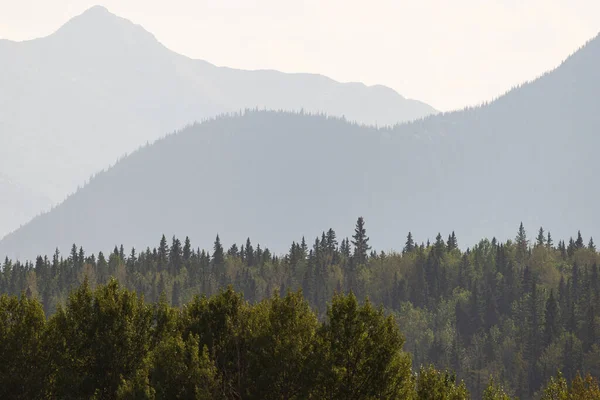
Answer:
[2, 217, 600, 398]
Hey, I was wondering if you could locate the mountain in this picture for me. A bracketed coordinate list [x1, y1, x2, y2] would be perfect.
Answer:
[2, 28, 599, 261]
[0, 175, 52, 239]
[2, 21, 598, 261]
[0, 5, 436, 210]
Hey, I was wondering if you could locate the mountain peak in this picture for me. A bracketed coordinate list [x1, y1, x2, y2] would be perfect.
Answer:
[84, 4, 110, 13]
[52, 4, 159, 49]
[60, 5, 120, 28]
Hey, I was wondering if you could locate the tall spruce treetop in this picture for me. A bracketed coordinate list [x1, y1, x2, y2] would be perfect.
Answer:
[213, 235, 224, 268]
[326, 228, 338, 253]
[589, 237, 596, 252]
[403, 232, 415, 254]
[447, 231, 458, 251]
[516, 222, 528, 264]
[575, 231, 585, 249]
[434, 233, 446, 254]
[158, 234, 169, 267]
[546, 231, 553, 249]
[536, 227, 545, 247]
[351, 217, 370, 265]
[183, 236, 191, 261]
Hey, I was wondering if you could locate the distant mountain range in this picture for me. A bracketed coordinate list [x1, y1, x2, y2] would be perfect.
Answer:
[0, 5, 436, 237]
[2, 30, 599, 260]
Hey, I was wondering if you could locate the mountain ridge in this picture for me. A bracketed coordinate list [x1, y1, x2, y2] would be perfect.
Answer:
[0, 5, 437, 237]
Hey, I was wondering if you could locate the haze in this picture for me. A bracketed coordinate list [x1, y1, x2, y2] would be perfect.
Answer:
[1, 0, 598, 111]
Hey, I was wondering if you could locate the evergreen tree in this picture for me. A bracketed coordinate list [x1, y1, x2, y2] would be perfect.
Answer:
[183, 236, 192, 261]
[546, 231, 553, 249]
[325, 228, 338, 254]
[244, 238, 254, 267]
[158, 234, 169, 269]
[351, 217, 370, 265]
[575, 231, 585, 249]
[212, 235, 225, 286]
[515, 222, 528, 264]
[447, 231, 458, 251]
[536, 227, 545, 247]
[404, 232, 415, 254]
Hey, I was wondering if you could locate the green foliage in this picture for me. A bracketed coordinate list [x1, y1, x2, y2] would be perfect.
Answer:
[2, 219, 600, 399]
[314, 293, 414, 399]
[482, 377, 512, 400]
[0, 293, 46, 399]
[415, 365, 469, 400]
[45, 279, 153, 399]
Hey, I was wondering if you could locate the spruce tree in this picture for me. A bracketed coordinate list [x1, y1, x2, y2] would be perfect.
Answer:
[183, 236, 192, 261]
[326, 228, 338, 254]
[536, 227, 545, 247]
[447, 231, 458, 251]
[516, 222, 528, 264]
[404, 232, 415, 254]
[546, 231, 553, 249]
[575, 231, 585, 249]
[213, 235, 225, 286]
[351, 217, 370, 265]
[158, 234, 169, 270]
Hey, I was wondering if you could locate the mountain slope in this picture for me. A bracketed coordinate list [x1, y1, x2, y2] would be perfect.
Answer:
[0, 5, 435, 208]
[2, 27, 599, 261]
[2, 25, 598, 261]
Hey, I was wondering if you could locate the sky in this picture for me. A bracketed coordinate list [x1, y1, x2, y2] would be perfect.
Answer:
[0, 0, 598, 111]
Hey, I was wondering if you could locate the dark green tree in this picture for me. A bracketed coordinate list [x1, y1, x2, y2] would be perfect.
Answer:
[351, 216, 370, 265]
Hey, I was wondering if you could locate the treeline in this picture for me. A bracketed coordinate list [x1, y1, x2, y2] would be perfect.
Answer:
[1, 218, 600, 398]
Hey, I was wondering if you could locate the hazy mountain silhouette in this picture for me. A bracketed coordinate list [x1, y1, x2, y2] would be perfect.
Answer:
[0, 5, 436, 216]
[2, 31, 599, 261]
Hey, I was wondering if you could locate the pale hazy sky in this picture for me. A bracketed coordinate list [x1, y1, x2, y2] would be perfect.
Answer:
[0, 0, 598, 111]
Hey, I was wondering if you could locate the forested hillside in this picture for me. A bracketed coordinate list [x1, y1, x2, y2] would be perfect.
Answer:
[0, 4, 434, 227]
[2, 218, 599, 398]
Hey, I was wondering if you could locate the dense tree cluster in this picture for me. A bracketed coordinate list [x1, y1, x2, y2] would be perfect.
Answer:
[1, 218, 600, 398]
[0, 279, 480, 399]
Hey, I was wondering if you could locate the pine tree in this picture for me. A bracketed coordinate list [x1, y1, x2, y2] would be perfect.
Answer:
[434, 233, 446, 254]
[447, 231, 458, 251]
[516, 222, 528, 264]
[589, 237, 596, 252]
[213, 235, 225, 286]
[546, 231, 554, 249]
[326, 228, 338, 254]
[169, 236, 182, 274]
[158, 234, 169, 270]
[351, 217, 370, 265]
[575, 231, 585, 249]
[183, 236, 192, 261]
[244, 238, 254, 267]
[536, 227, 545, 247]
[404, 232, 415, 254]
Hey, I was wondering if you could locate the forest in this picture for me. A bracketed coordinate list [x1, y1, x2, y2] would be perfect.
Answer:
[2, 217, 600, 399]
